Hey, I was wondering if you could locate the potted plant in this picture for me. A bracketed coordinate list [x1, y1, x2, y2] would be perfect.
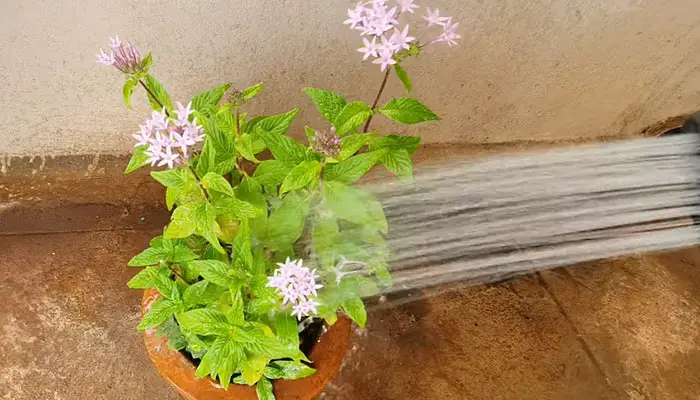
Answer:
[97, 1, 458, 399]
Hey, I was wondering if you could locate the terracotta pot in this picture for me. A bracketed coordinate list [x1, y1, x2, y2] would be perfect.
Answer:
[141, 289, 352, 400]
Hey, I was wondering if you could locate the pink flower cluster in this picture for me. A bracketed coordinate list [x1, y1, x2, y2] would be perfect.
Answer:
[311, 127, 342, 158]
[96, 36, 145, 74]
[267, 258, 324, 320]
[132, 102, 205, 169]
[344, 0, 460, 70]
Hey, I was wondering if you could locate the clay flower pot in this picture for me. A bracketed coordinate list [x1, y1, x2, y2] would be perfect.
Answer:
[141, 289, 352, 400]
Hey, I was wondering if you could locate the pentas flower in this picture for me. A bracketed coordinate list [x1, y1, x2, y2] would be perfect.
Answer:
[96, 36, 146, 74]
[396, 0, 419, 14]
[267, 258, 323, 320]
[357, 37, 380, 60]
[344, 1, 458, 70]
[389, 25, 415, 51]
[373, 47, 397, 71]
[311, 127, 341, 158]
[423, 7, 449, 27]
[439, 18, 461, 47]
[132, 101, 204, 169]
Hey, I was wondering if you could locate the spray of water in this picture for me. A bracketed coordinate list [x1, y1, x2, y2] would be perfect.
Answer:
[326, 133, 700, 305]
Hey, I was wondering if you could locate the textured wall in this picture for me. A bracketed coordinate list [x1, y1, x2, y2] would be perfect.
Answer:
[1, 0, 700, 156]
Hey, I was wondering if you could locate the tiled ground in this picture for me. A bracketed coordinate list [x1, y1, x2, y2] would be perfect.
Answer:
[2, 201, 699, 399]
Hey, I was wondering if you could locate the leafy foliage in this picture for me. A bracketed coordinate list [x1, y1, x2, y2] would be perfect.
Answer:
[394, 64, 412, 93]
[333, 101, 372, 135]
[378, 97, 439, 124]
[114, 40, 439, 400]
[302, 88, 347, 123]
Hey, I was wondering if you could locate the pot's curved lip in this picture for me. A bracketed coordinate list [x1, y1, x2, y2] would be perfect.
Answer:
[141, 289, 352, 400]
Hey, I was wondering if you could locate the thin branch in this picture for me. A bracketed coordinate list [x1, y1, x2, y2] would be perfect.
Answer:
[235, 108, 242, 137]
[138, 79, 170, 117]
[168, 265, 187, 283]
[362, 68, 391, 133]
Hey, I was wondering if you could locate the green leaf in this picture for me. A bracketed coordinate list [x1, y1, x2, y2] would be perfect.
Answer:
[393, 64, 412, 93]
[279, 160, 322, 195]
[218, 338, 244, 389]
[183, 280, 226, 306]
[236, 133, 260, 163]
[274, 314, 299, 348]
[212, 196, 263, 219]
[196, 202, 225, 253]
[263, 361, 316, 380]
[239, 326, 307, 362]
[128, 247, 169, 266]
[195, 335, 244, 388]
[236, 177, 266, 212]
[201, 172, 234, 197]
[255, 128, 308, 165]
[195, 341, 220, 378]
[241, 354, 268, 386]
[215, 110, 237, 134]
[369, 135, 421, 155]
[148, 267, 179, 300]
[378, 97, 439, 124]
[338, 133, 374, 161]
[228, 286, 245, 326]
[324, 150, 385, 184]
[127, 268, 154, 289]
[325, 312, 338, 325]
[164, 187, 177, 210]
[137, 298, 176, 330]
[127, 244, 198, 266]
[245, 109, 299, 136]
[176, 308, 232, 336]
[190, 260, 238, 287]
[243, 82, 264, 100]
[265, 192, 312, 248]
[123, 78, 138, 109]
[196, 138, 217, 177]
[380, 148, 413, 178]
[165, 205, 197, 237]
[253, 160, 289, 186]
[171, 244, 199, 262]
[236, 177, 267, 241]
[333, 101, 372, 135]
[151, 169, 185, 188]
[256, 378, 275, 400]
[124, 145, 150, 174]
[155, 315, 188, 350]
[191, 83, 232, 117]
[312, 212, 339, 268]
[323, 181, 387, 234]
[143, 74, 173, 111]
[304, 126, 316, 144]
[340, 275, 380, 298]
[165, 219, 196, 239]
[302, 88, 347, 123]
[233, 219, 253, 271]
[141, 53, 153, 72]
[342, 297, 367, 328]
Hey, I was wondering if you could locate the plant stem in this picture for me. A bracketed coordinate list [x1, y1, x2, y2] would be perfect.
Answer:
[168, 265, 188, 283]
[362, 68, 391, 133]
[138, 79, 170, 117]
[235, 108, 242, 137]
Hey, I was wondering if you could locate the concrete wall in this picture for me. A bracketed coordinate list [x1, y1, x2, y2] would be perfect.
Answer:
[1, 0, 700, 156]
